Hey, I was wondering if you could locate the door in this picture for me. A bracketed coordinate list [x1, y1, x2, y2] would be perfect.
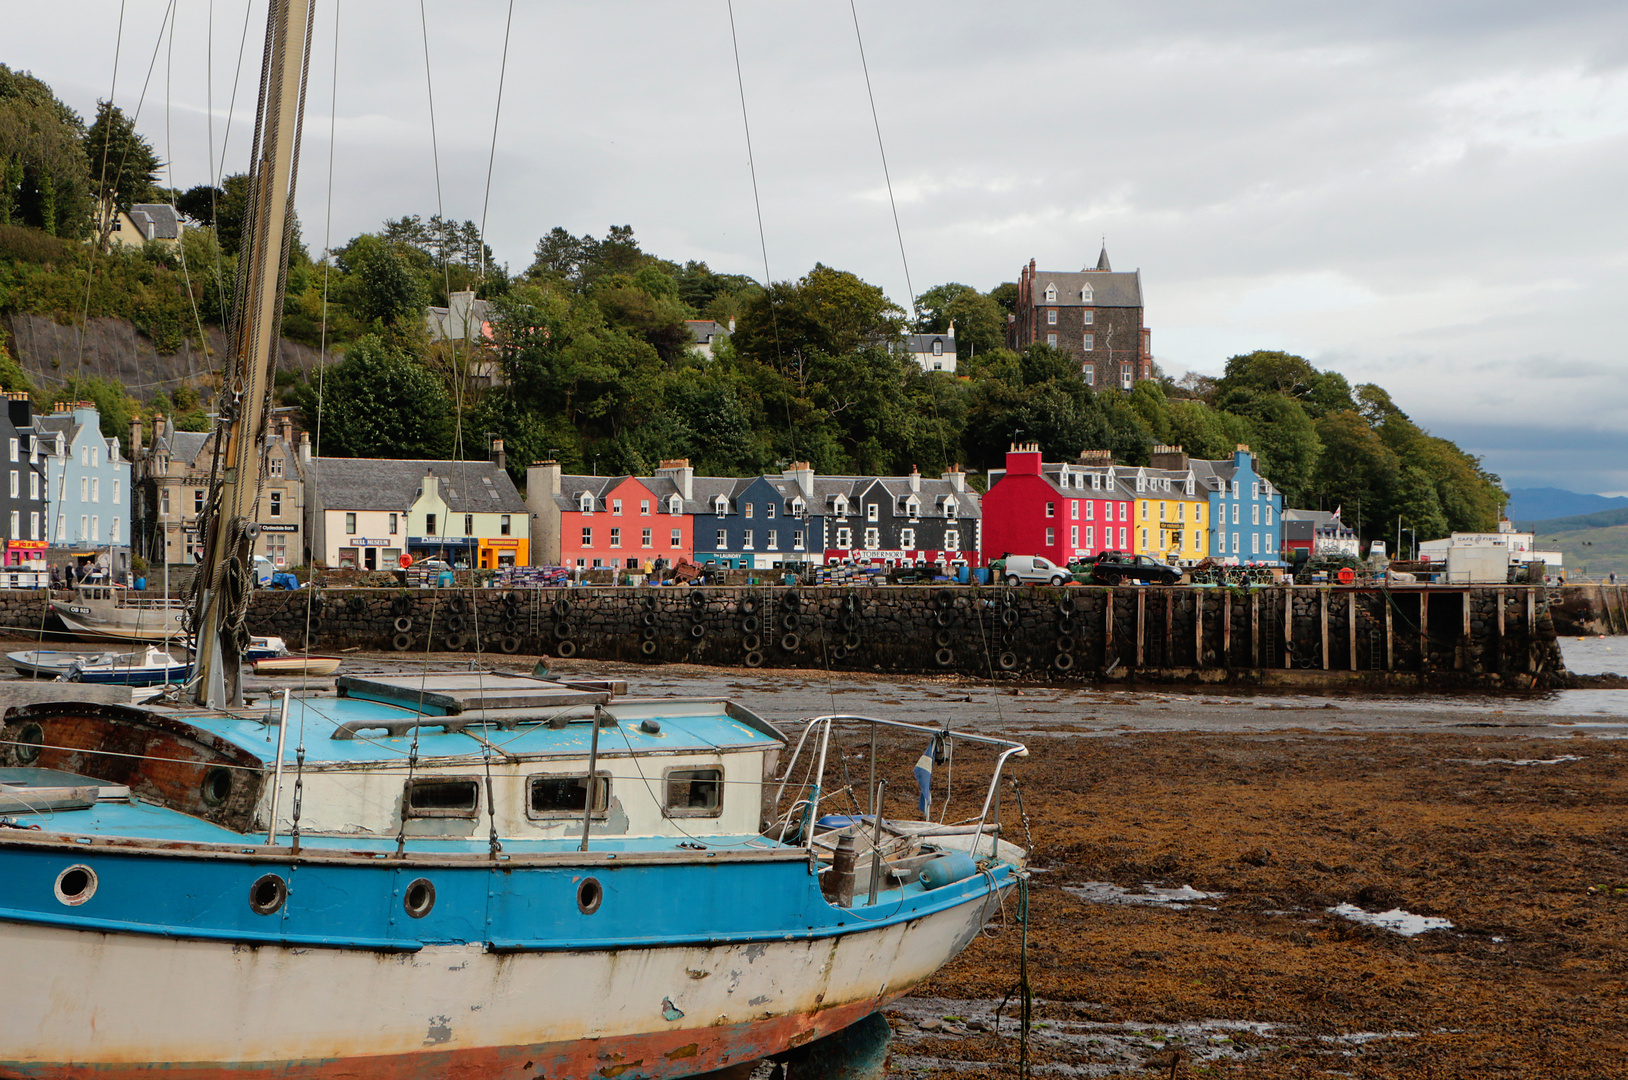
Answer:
[364, 547, 377, 571]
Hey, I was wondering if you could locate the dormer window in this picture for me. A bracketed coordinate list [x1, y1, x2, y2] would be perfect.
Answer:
[668, 495, 682, 515]
[790, 497, 805, 518]
[932, 340, 943, 356]
[1080, 284, 1093, 303]
[715, 496, 729, 517]
[834, 496, 849, 519]
[944, 498, 957, 521]
[1091, 474, 1101, 491]
[1043, 284, 1056, 302]
[578, 492, 594, 513]
[905, 497, 921, 520]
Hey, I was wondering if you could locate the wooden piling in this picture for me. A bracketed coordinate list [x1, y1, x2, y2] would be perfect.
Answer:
[1496, 587, 1505, 673]
[1223, 592, 1232, 668]
[1136, 588, 1146, 669]
[1251, 592, 1261, 669]
[1320, 589, 1330, 671]
[1348, 591, 1358, 671]
[1420, 590, 1431, 670]
[1384, 591, 1394, 670]
[1165, 591, 1174, 666]
[1283, 587, 1293, 670]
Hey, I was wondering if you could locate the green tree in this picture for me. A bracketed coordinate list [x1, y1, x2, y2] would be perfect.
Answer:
[295, 335, 454, 458]
[732, 264, 906, 379]
[0, 65, 92, 237]
[913, 282, 1004, 359]
[84, 101, 161, 249]
[1311, 410, 1401, 545]
[341, 234, 429, 328]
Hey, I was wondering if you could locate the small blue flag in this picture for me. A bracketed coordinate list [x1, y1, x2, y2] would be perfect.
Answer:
[914, 736, 940, 818]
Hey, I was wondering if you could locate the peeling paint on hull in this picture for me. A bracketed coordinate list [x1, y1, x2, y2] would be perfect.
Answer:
[0, 886, 1001, 1080]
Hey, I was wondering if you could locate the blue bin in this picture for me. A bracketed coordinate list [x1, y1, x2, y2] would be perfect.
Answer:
[134, 576, 146, 591]
[973, 568, 991, 585]
[954, 565, 970, 584]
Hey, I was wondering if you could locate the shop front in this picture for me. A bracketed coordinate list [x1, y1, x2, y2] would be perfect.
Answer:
[259, 522, 300, 568]
[477, 536, 528, 569]
[7, 539, 47, 567]
[334, 538, 402, 571]
[408, 536, 476, 568]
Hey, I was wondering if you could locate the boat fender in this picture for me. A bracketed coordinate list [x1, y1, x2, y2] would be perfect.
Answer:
[555, 639, 577, 658]
[780, 632, 801, 652]
[499, 636, 521, 654]
[919, 851, 977, 890]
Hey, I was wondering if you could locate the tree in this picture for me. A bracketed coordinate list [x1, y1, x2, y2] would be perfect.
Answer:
[914, 282, 1004, 360]
[732, 264, 906, 380]
[84, 101, 161, 250]
[1311, 410, 1401, 545]
[1216, 349, 1320, 401]
[339, 234, 429, 328]
[294, 336, 455, 458]
[0, 65, 92, 237]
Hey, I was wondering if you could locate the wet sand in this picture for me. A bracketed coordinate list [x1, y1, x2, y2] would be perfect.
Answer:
[6, 646, 1624, 1078]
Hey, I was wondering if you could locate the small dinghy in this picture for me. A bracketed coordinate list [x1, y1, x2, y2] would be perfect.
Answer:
[250, 654, 343, 677]
[62, 646, 191, 686]
[9, 649, 123, 679]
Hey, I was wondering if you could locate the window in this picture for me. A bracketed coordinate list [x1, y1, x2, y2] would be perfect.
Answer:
[944, 499, 957, 521]
[612, 499, 622, 516]
[270, 491, 282, 518]
[1080, 284, 1093, 302]
[1232, 504, 1239, 525]
[56, 514, 64, 540]
[932, 340, 943, 356]
[79, 514, 87, 539]
[866, 503, 878, 522]
[664, 767, 722, 817]
[715, 497, 728, 517]
[1070, 500, 1079, 519]
[195, 490, 205, 516]
[389, 513, 398, 535]
[579, 492, 595, 513]
[834, 497, 849, 519]
[527, 773, 610, 819]
[1071, 525, 1079, 547]
[641, 528, 652, 548]
[1158, 501, 1164, 518]
[79, 476, 87, 501]
[1193, 530, 1201, 550]
[1083, 310, 1094, 326]
[269, 455, 283, 478]
[790, 498, 806, 518]
[1085, 501, 1094, 520]
[8, 511, 16, 538]
[403, 778, 480, 819]
[29, 512, 38, 540]
[1195, 504, 1203, 522]
[1084, 364, 1094, 384]
[639, 500, 650, 516]
[7, 438, 15, 462]
[836, 527, 852, 548]
[1085, 526, 1094, 548]
[426, 513, 437, 535]
[582, 526, 593, 547]
[1141, 528, 1149, 549]
[1252, 504, 1260, 526]
[742, 529, 753, 549]
[501, 514, 511, 536]
[1044, 284, 1056, 302]
[1120, 502, 1129, 521]
[1091, 473, 1101, 491]
[1047, 333, 1058, 347]
[671, 529, 682, 548]
[1121, 368, 1133, 390]
[1118, 527, 1127, 548]
[1252, 532, 1260, 554]
[265, 532, 283, 564]
[1252, 481, 1260, 499]
[863, 527, 880, 548]
[1047, 309, 1057, 325]
[900, 528, 915, 549]
[793, 530, 805, 550]
[462, 514, 471, 535]
[1045, 502, 1055, 518]
[1045, 528, 1055, 546]
[90, 514, 98, 540]
[610, 527, 622, 548]
[767, 529, 777, 549]
[945, 529, 960, 551]
[345, 512, 357, 534]
[91, 446, 99, 468]
[1083, 333, 1094, 351]
[1232, 531, 1240, 553]
[716, 528, 726, 547]
[1265, 506, 1274, 526]
[28, 471, 37, 500]
[744, 503, 753, 519]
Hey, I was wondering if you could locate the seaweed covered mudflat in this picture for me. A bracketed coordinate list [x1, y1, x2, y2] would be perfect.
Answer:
[883, 728, 1628, 1078]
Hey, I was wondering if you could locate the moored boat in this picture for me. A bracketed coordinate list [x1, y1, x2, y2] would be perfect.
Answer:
[47, 582, 187, 643]
[250, 654, 342, 676]
[0, 672, 1029, 1077]
[8, 648, 125, 679]
[61, 645, 190, 686]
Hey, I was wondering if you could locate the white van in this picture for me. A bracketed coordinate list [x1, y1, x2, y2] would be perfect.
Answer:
[1000, 555, 1071, 586]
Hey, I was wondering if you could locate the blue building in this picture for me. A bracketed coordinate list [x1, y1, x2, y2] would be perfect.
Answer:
[1187, 445, 1283, 565]
[35, 401, 132, 574]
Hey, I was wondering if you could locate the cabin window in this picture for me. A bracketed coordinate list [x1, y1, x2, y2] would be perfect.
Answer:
[663, 766, 723, 817]
[528, 773, 611, 819]
[404, 778, 480, 818]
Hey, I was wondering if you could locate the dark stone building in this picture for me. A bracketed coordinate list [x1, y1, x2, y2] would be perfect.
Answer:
[1008, 245, 1152, 391]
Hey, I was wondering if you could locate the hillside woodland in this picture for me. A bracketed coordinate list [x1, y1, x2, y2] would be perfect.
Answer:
[0, 64, 1505, 548]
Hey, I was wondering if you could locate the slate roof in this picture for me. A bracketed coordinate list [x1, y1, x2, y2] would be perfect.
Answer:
[1030, 268, 1142, 308]
[686, 320, 730, 345]
[311, 457, 524, 513]
[129, 203, 182, 241]
[899, 332, 955, 354]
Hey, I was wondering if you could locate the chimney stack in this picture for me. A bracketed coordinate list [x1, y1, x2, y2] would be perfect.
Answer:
[942, 464, 966, 493]
[656, 458, 694, 501]
[130, 414, 143, 458]
[908, 466, 921, 493]
[298, 430, 311, 463]
[491, 437, 506, 474]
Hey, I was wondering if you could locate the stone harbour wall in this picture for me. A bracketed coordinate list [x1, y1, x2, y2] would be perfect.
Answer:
[236, 584, 1571, 690]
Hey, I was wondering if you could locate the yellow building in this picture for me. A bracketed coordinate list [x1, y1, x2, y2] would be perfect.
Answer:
[1129, 460, 1209, 563]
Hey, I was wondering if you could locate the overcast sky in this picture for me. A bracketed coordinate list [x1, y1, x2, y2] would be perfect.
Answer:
[9, 1, 1628, 494]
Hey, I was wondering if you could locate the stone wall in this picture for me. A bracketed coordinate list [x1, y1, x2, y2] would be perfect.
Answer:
[233, 584, 1570, 690]
[1546, 584, 1628, 637]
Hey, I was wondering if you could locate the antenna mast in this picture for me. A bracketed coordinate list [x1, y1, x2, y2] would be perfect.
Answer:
[192, 0, 314, 707]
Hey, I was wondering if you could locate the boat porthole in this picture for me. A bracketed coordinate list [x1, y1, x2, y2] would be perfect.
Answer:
[200, 767, 233, 807]
[577, 876, 603, 915]
[404, 878, 436, 919]
[249, 874, 287, 915]
[55, 865, 97, 906]
[16, 722, 44, 763]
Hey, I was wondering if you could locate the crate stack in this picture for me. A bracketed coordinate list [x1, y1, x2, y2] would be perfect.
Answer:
[815, 565, 886, 587]
[495, 566, 570, 588]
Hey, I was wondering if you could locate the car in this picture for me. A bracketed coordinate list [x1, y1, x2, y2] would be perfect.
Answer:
[999, 554, 1073, 587]
[1091, 550, 1182, 585]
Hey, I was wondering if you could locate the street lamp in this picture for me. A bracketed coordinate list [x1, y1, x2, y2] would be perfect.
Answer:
[1401, 527, 1416, 562]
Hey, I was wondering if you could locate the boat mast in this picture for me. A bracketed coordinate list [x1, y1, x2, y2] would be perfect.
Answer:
[192, 0, 314, 707]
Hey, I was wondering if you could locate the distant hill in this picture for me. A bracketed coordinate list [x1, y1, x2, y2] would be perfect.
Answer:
[1516, 507, 1628, 534]
[1506, 486, 1628, 523]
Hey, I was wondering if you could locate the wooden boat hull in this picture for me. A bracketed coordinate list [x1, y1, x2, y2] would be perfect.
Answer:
[251, 655, 342, 677]
[49, 603, 186, 644]
[7, 650, 117, 679]
[0, 863, 1002, 1080]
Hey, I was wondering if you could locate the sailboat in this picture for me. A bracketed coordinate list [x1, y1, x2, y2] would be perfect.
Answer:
[0, 3, 1030, 1077]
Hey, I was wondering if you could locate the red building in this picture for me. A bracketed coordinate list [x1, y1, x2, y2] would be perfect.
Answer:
[981, 443, 1134, 565]
[556, 474, 691, 569]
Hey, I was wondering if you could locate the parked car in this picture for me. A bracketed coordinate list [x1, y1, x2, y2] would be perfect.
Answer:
[999, 555, 1073, 587]
[1091, 550, 1182, 585]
